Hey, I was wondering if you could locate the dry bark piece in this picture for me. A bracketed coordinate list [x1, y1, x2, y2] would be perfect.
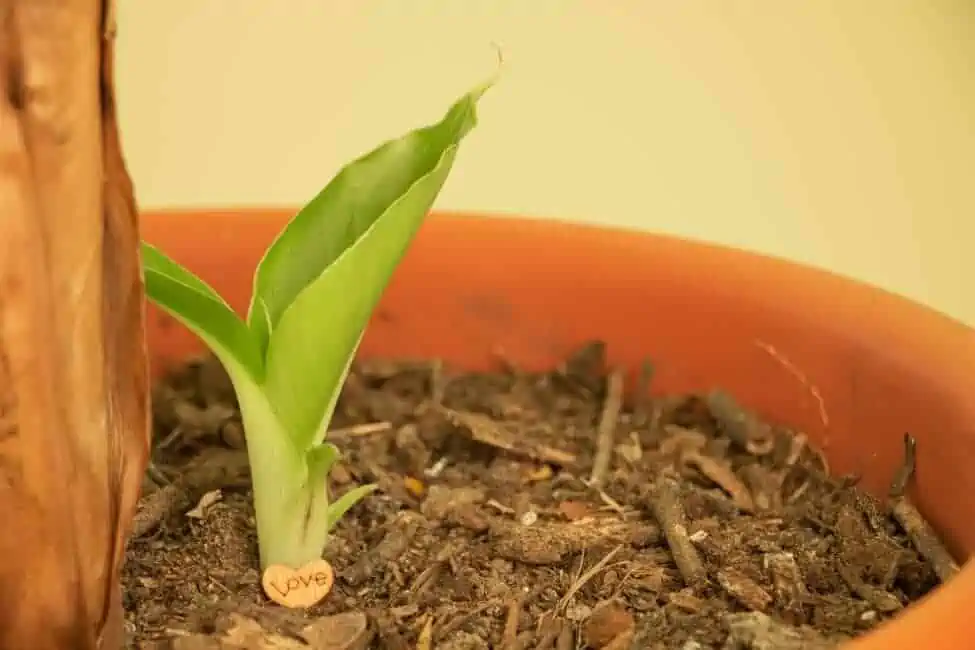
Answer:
[167, 614, 304, 649]
[420, 485, 486, 520]
[185, 489, 223, 520]
[716, 568, 773, 612]
[681, 451, 755, 512]
[261, 559, 335, 608]
[0, 1, 149, 647]
[442, 408, 577, 467]
[491, 522, 579, 565]
[764, 552, 809, 613]
[491, 518, 650, 565]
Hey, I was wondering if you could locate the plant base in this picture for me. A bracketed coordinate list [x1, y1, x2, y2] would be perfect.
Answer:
[125, 342, 945, 648]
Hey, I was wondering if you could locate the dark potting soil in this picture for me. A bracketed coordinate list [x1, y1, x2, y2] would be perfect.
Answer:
[125, 341, 951, 650]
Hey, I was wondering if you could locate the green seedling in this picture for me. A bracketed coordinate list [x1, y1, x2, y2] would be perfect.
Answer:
[142, 75, 495, 570]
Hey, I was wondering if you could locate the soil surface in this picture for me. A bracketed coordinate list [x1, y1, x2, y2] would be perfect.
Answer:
[125, 341, 950, 650]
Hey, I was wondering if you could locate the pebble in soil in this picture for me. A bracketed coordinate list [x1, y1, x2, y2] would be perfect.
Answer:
[124, 341, 947, 649]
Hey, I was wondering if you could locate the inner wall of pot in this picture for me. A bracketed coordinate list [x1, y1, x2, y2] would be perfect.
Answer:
[143, 210, 975, 561]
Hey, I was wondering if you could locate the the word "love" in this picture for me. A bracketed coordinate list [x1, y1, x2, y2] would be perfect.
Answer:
[262, 559, 335, 608]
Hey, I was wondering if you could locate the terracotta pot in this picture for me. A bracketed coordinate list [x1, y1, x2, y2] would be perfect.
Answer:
[142, 208, 973, 649]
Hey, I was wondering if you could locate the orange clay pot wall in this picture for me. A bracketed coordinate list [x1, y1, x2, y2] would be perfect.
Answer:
[142, 209, 975, 650]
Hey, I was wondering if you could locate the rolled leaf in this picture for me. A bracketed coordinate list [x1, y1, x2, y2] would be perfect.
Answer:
[246, 79, 493, 355]
[259, 78, 495, 448]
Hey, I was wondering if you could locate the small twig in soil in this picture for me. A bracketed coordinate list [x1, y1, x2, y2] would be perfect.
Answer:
[721, 612, 848, 650]
[589, 367, 624, 487]
[442, 408, 577, 467]
[647, 477, 707, 587]
[887, 432, 916, 500]
[632, 359, 656, 428]
[887, 433, 960, 584]
[557, 545, 623, 614]
[706, 390, 776, 456]
[502, 591, 528, 650]
[681, 451, 755, 512]
[327, 421, 393, 440]
[486, 499, 516, 515]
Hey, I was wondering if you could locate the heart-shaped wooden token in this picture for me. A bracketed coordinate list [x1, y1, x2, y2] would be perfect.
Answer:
[262, 559, 335, 608]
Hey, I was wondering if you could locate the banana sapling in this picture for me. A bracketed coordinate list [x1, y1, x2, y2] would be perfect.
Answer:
[142, 75, 495, 572]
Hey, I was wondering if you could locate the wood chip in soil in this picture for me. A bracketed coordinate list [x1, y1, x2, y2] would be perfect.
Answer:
[125, 342, 949, 649]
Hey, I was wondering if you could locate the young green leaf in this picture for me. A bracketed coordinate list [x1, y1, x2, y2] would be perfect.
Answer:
[258, 77, 496, 449]
[246, 75, 496, 357]
[142, 242, 263, 381]
[296, 442, 344, 560]
[326, 484, 379, 532]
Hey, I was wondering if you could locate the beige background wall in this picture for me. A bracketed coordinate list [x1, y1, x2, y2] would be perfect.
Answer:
[117, 2, 975, 324]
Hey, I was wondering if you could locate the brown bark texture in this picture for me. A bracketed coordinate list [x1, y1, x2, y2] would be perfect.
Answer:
[0, 1, 149, 648]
